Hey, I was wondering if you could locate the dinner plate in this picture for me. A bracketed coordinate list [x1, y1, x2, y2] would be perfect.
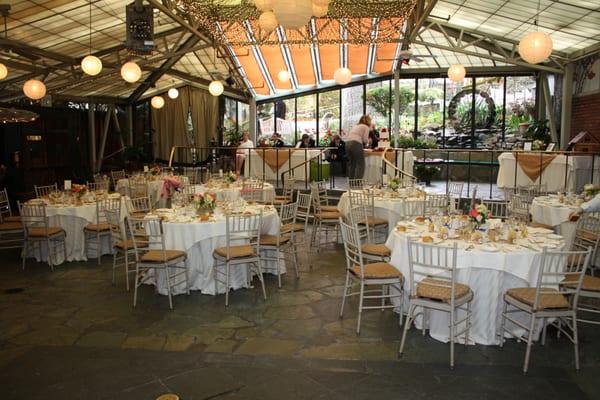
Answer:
[546, 234, 563, 240]
[541, 243, 557, 249]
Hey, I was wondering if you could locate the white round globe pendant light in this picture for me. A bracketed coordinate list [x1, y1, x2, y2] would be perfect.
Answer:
[254, 0, 274, 11]
[151, 96, 165, 109]
[273, 0, 312, 30]
[81, 55, 103, 76]
[23, 79, 47, 100]
[518, 31, 553, 64]
[121, 61, 142, 83]
[333, 67, 352, 85]
[312, 3, 328, 17]
[259, 11, 278, 32]
[168, 88, 179, 99]
[447, 64, 466, 83]
[313, 0, 330, 6]
[209, 80, 224, 97]
[0, 63, 7, 80]
[277, 70, 291, 83]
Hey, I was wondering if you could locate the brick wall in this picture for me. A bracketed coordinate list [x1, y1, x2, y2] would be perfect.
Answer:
[571, 92, 600, 141]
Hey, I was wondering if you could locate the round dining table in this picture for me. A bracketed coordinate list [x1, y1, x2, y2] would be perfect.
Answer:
[385, 220, 564, 345]
[193, 181, 276, 203]
[143, 204, 282, 296]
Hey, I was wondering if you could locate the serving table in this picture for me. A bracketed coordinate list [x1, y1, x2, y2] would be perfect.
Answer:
[363, 150, 414, 184]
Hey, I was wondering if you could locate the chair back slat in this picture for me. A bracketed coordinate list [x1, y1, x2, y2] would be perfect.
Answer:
[295, 192, 312, 228]
[425, 194, 449, 216]
[348, 205, 371, 243]
[348, 179, 365, 191]
[0, 188, 14, 221]
[339, 217, 364, 276]
[401, 199, 426, 221]
[111, 170, 127, 186]
[241, 180, 264, 202]
[86, 181, 109, 193]
[129, 196, 152, 214]
[34, 183, 58, 199]
[482, 199, 509, 219]
[224, 213, 262, 259]
[19, 202, 49, 237]
[104, 209, 124, 244]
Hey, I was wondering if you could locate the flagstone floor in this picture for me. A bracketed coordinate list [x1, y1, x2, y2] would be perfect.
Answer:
[1, 246, 599, 400]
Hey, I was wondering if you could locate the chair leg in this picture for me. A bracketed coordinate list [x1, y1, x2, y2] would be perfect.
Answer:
[125, 251, 130, 291]
[96, 233, 101, 265]
[22, 240, 28, 270]
[499, 301, 508, 348]
[256, 261, 267, 300]
[523, 312, 537, 374]
[356, 281, 365, 335]
[133, 265, 140, 307]
[276, 248, 282, 289]
[541, 318, 547, 346]
[340, 271, 350, 318]
[213, 258, 219, 295]
[225, 263, 230, 306]
[399, 303, 416, 358]
[465, 301, 472, 345]
[292, 244, 299, 279]
[112, 251, 117, 286]
[165, 265, 173, 310]
[573, 313, 580, 370]
[450, 308, 455, 369]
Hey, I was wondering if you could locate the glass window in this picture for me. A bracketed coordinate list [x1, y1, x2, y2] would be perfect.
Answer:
[318, 90, 340, 146]
[275, 98, 296, 145]
[505, 76, 536, 142]
[223, 98, 237, 145]
[296, 94, 317, 146]
[445, 78, 473, 148]
[257, 102, 274, 143]
[341, 85, 364, 135]
[366, 80, 391, 139]
[389, 79, 416, 136]
[416, 78, 444, 146]
[237, 102, 250, 136]
[474, 77, 504, 148]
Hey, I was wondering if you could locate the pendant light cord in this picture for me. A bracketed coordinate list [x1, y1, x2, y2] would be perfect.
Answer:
[89, 0, 92, 51]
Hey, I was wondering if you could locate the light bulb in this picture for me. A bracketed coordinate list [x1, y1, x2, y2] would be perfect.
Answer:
[81, 55, 103, 76]
[23, 79, 47, 100]
[168, 88, 179, 99]
[209, 80, 224, 96]
[121, 61, 142, 83]
[151, 96, 165, 109]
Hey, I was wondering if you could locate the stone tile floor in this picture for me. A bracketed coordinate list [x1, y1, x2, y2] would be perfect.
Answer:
[1, 246, 599, 399]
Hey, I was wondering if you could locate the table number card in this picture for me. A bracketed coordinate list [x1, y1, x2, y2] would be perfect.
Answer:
[523, 142, 532, 151]
[143, 165, 149, 172]
[545, 143, 555, 152]
[64, 180, 72, 190]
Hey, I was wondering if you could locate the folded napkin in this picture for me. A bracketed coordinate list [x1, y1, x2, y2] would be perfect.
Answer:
[161, 176, 182, 198]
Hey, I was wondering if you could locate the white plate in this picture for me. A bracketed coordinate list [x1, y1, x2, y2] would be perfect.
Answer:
[528, 227, 554, 235]
[546, 234, 563, 240]
[541, 243, 557, 249]
[479, 245, 499, 252]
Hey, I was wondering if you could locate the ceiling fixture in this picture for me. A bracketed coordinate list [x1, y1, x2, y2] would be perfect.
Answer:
[312, 3, 328, 17]
[277, 70, 290, 83]
[209, 80, 224, 96]
[151, 96, 165, 109]
[447, 64, 466, 83]
[0, 64, 7, 80]
[258, 10, 278, 32]
[121, 61, 142, 83]
[0, 5, 10, 80]
[272, 0, 313, 30]
[313, 0, 330, 6]
[334, 67, 352, 85]
[168, 88, 179, 99]
[0, 107, 39, 124]
[518, 0, 553, 64]
[23, 79, 47, 100]
[80, 0, 102, 76]
[254, 0, 274, 12]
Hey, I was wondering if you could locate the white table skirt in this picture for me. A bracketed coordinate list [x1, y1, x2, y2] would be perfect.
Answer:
[497, 152, 600, 192]
[193, 183, 276, 203]
[363, 151, 414, 184]
[386, 231, 551, 345]
[146, 210, 283, 296]
[337, 191, 426, 233]
[244, 149, 321, 181]
[28, 197, 129, 265]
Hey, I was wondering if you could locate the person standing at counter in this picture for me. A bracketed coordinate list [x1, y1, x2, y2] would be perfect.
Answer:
[235, 132, 254, 175]
[345, 115, 371, 179]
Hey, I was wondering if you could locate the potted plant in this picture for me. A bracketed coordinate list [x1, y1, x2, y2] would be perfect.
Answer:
[524, 120, 551, 146]
[414, 164, 440, 186]
[123, 145, 147, 171]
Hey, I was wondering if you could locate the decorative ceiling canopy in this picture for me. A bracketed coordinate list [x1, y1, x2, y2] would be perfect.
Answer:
[175, 0, 418, 46]
[0, 107, 39, 124]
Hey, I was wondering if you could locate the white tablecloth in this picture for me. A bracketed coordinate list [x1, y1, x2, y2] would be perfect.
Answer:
[363, 151, 414, 184]
[116, 176, 189, 208]
[497, 152, 600, 192]
[386, 224, 564, 345]
[28, 196, 129, 265]
[337, 190, 426, 233]
[193, 183, 276, 203]
[146, 207, 282, 296]
[244, 149, 321, 181]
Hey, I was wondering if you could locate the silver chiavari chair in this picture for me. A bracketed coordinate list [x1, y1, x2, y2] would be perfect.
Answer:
[34, 183, 58, 198]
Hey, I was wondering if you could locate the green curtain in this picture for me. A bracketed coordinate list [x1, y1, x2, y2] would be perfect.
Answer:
[189, 87, 219, 150]
[151, 86, 190, 161]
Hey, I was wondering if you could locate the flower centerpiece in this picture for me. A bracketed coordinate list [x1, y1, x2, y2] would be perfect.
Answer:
[468, 203, 492, 227]
[192, 192, 216, 215]
[583, 184, 600, 201]
[71, 184, 88, 200]
[388, 177, 401, 191]
[225, 171, 237, 184]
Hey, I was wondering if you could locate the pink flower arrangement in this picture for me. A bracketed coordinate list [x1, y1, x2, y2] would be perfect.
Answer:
[193, 192, 216, 209]
[469, 203, 492, 226]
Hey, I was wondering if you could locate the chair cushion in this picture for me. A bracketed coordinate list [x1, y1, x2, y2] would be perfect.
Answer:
[361, 243, 391, 257]
[273, 198, 291, 205]
[130, 211, 148, 218]
[84, 223, 112, 232]
[361, 216, 388, 226]
[0, 221, 23, 231]
[281, 223, 304, 233]
[562, 275, 600, 293]
[259, 234, 291, 246]
[140, 249, 186, 263]
[213, 245, 256, 260]
[3, 215, 21, 223]
[315, 211, 342, 220]
[506, 287, 570, 309]
[578, 229, 598, 242]
[416, 278, 471, 303]
[351, 262, 403, 279]
[28, 227, 65, 237]
[115, 239, 148, 250]
[320, 205, 339, 212]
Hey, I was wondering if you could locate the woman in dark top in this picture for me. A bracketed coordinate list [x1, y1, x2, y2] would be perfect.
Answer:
[297, 133, 316, 148]
[328, 134, 346, 161]
[368, 124, 379, 149]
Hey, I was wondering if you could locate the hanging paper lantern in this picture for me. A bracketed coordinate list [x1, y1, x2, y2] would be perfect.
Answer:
[519, 31, 553, 64]
[273, 0, 312, 30]
[254, 0, 274, 11]
[312, 3, 328, 17]
[23, 79, 47, 100]
[81, 55, 103, 76]
[0, 63, 7, 80]
[151, 96, 165, 109]
[259, 11, 278, 33]
[447, 64, 466, 83]
[168, 88, 179, 99]
[121, 61, 142, 83]
[209, 80, 224, 96]
[334, 67, 352, 85]
[277, 70, 291, 83]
